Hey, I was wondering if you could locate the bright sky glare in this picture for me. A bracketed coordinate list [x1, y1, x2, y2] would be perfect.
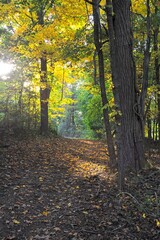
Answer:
[0, 61, 14, 76]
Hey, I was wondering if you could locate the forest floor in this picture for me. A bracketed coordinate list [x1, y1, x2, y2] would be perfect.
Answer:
[0, 136, 160, 240]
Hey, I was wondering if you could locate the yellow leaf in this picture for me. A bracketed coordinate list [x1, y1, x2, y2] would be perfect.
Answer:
[13, 219, 20, 224]
[22, 210, 28, 215]
[42, 211, 49, 216]
[93, 205, 100, 209]
[142, 213, 146, 218]
[39, 177, 43, 182]
[156, 219, 160, 228]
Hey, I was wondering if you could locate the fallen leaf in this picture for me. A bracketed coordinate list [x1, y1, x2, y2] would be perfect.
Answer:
[142, 213, 146, 218]
[136, 225, 140, 231]
[83, 211, 88, 215]
[13, 219, 20, 224]
[42, 211, 49, 216]
[54, 227, 61, 231]
[56, 205, 61, 209]
[5, 236, 16, 240]
[155, 219, 160, 228]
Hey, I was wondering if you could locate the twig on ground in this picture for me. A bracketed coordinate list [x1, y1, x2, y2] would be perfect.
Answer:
[95, 183, 101, 197]
[145, 169, 160, 180]
[155, 192, 159, 217]
[105, 223, 126, 233]
[117, 191, 140, 205]
[81, 228, 99, 234]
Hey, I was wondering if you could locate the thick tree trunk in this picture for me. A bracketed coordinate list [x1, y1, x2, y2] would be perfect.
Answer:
[106, 0, 144, 189]
[92, 0, 116, 167]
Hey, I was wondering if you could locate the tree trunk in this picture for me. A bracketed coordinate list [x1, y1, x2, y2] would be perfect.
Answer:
[106, 0, 145, 189]
[140, 0, 151, 122]
[40, 55, 50, 134]
[38, 8, 50, 135]
[18, 81, 24, 129]
[27, 87, 31, 131]
[92, 0, 116, 167]
[147, 118, 151, 140]
[153, 5, 160, 140]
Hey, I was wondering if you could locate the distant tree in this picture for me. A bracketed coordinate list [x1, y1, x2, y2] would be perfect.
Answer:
[0, 0, 89, 135]
[36, 1, 52, 135]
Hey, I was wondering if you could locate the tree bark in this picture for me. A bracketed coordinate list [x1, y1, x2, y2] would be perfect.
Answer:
[92, 0, 116, 167]
[106, 0, 145, 189]
[37, 8, 50, 135]
[140, 0, 151, 122]
[153, 5, 160, 140]
[40, 55, 50, 134]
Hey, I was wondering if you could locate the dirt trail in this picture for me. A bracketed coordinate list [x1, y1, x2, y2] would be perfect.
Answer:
[0, 137, 159, 239]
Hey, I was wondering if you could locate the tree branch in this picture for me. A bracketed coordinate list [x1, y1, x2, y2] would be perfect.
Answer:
[85, 0, 105, 11]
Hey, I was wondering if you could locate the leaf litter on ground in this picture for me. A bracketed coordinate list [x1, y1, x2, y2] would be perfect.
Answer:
[0, 136, 159, 240]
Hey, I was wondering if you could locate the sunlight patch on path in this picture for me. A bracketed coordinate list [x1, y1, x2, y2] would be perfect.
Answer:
[70, 160, 107, 179]
[60, 139, 109, 179]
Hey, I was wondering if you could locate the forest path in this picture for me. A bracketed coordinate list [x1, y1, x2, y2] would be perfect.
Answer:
[0, 136, 159, 240]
